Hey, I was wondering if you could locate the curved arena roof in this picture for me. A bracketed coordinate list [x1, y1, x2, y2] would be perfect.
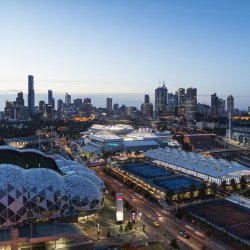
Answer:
[0, 146, 105, 227]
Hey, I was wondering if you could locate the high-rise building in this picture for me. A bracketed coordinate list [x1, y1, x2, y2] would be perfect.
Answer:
[57, 99, 63, 111]
[155, 82, 168, 117]
[16, 92, 24, 106]
[168, 93, 178, 109]
[39, 100, 45, 112]
[107, 98, 112, 115]
[178, 88, 185, 116]
[218, 98, 226, 116]
[48, 90, 53, 106]
[166, 93, 178, 115]
[141, 94, 153, 119]
[185, 88, 197, 121]
[211, 93, 219, 116]
[28, 75, 35, 117]
[227, 95, 234, 114]
[144, 94, 150, 104]
[113, 103, 119, 114]
[73, 98, 82, 108]
[65, 93, 71, 105]
[83, 98, 91, 105]
[52, 98, 55, 110]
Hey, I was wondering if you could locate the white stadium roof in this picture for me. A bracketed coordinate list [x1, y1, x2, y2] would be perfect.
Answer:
[144, 148, 250, 178]
[90, 130, 123, 141]
[126, 130, 158, 140]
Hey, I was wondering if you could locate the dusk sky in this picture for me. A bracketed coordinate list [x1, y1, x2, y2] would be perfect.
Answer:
[0, 0, 250, 108]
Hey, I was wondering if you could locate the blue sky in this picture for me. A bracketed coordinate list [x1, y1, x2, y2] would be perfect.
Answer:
[0, 0, 249, 108]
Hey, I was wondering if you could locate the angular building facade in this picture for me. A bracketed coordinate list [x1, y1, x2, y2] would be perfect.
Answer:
[155, 82, 168, 117]
[0, 146, 105, 227]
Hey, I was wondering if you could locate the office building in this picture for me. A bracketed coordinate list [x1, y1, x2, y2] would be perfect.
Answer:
[113, 103, 119, 114]
[144, 94, 150, 104]
[155, 82, 168, 117]
[65, 93, 71, 105]
[218, 98, 226, 116]
[178, 88, 185, 116]
[48, 90, 53, 106]
[184, 88, 197, 121]
[73, 98, 83, 109]
[16, 92, 24, 106]
[28, 75, 35, 117]
[57, 99, 63, 111]
[106, 98, 112, 115]
[141, 94, 153, 118]
[211, 93, 219, 116]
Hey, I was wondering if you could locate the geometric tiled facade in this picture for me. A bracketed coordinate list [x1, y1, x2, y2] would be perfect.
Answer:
[0, 146, 105, 227]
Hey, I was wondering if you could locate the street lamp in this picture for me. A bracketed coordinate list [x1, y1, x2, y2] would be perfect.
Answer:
[36, 129, 42, 151]
[50, 126, 55, 153]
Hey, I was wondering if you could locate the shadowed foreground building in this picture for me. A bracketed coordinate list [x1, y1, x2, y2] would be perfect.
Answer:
[0, 146, 105, 249]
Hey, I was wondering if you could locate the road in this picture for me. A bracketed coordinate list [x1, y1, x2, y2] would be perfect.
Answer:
[95, 166, 234, 250]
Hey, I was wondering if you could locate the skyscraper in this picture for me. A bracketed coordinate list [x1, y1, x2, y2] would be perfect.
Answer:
[227, 95, 234, 114]
[178, 88, 185, 116]
[218, 98, 226, 116]
[211, 93, 219, 116]
[141, 94, 153, 118]
[16, 92, 24, 106]
[28, 75, 35, 117]
[185, 88, 197, 121]
[155, 82, 168, 117]
[65, 93, 71, 105]
[107, 98, 112, 115]
[48, 90, 53, 106]
[57, 99, 63, 111]
[144, 94, 150, 104]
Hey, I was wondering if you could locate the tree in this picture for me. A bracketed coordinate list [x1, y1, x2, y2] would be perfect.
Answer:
[180, 186, 186, 200]
[134, 151, 140, 157]
[176, 192, 181, 209]
[205, 229, 212, 238]
[166, 189, 174, 202]
[199, 182, 207, 201]
[119, 225, 123, 233]
[211, 182, 218, 198]
[189, 183, 196, 205]
[170, 238, 179, 249]
[221, 180, 227, 191]
[240, 176, 247, 191]
[175, 209, 183, 219]
[230, 178, 237, 192]
[127, 221, 133, 230]
[82, 155, 87, 161]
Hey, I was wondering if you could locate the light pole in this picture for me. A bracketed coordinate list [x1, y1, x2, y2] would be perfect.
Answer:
[50, 126, 54, 153]
[37, 130, 41, 151]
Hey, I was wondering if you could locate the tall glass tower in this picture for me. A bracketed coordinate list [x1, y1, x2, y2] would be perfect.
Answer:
[28, 75, 35, 117]
[155, 82, 168, 117]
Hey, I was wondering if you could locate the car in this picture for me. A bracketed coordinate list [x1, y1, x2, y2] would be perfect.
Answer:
[179, 230, 190, 239]
[153, 221, 160, 227]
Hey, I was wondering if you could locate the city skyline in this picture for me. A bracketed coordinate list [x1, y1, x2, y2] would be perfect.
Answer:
[0, 0, 249, 105]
